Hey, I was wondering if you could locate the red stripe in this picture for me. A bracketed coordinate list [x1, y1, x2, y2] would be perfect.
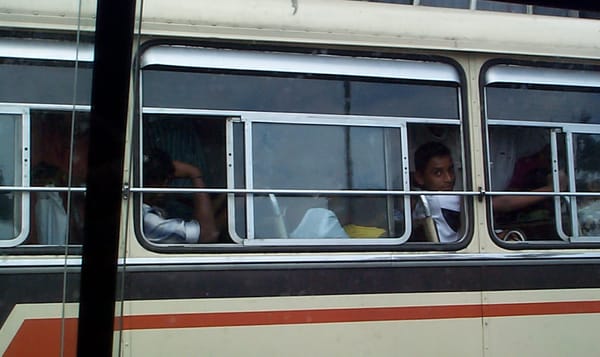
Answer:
[483, 300, 600, 317]
[119, 300, 600, 330]
[4, 318, 77, 357]
[119, 304, 483, 330]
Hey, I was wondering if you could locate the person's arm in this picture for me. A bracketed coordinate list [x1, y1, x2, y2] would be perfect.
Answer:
[173, 161, 219, 242]
[492, 171, 567, 213]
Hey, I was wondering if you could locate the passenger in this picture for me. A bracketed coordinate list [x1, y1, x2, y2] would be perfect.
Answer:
[491, 144, 567, 240]
[143, 148, 219, 243]
[492, 144, 567, 213]
[412, 142, 461, 243]
[31, 162, 68, 245]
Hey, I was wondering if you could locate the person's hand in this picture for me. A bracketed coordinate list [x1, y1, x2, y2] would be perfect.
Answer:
[172, 160, 202, 179]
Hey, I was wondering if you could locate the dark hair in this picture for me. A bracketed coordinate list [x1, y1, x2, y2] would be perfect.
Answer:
[31, 162, 63, 186]
[143, 148, 174, 185]
[414, 142, 451, 173]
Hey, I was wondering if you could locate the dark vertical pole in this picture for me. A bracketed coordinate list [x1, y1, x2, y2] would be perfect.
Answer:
[76, 0, 136, 355]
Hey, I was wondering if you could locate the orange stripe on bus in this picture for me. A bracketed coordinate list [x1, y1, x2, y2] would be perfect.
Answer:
[4, 318, 77, 357]
[6, 300, 600, 356]
[119, 304, 482, 330]
[482, 300, 600, 317]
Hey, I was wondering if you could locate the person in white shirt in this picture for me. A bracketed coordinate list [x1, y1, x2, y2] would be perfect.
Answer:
[412, 142, 461, 243]
[143, 149, 218, 243]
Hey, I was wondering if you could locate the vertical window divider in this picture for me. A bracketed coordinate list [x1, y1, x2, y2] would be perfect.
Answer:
[244, 118, 255, 240]
[383, 128, 395, 237]
[225, 116, 243, 243]
[550, 129, 571, 242]
[20, 108, 30, 244]
[564, 130, 579, 240]
[400, 125, 413, 236]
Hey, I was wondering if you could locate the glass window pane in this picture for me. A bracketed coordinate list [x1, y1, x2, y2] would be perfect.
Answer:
[350, 81, 459, 118]
[420, 0, 470, 9]
[488, 126, 564, 240]
[476, 0, 526, 13]
[574, 133, 600, 237]
[369, 0, 413, 3]
[143, 69, 459, 119]
[141, 115, 229, 244]
[143, 70, 345, 114]
[533, 6, 569, 17]
[29, 110, 89, 245]
[486, 86, 600, 123]
[0, 113, 21, 240]
[0, 62, 92, 105]
[245, 122, 404, 239]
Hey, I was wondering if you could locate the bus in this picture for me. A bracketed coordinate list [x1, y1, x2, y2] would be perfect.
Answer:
[1, 0, 600, 355]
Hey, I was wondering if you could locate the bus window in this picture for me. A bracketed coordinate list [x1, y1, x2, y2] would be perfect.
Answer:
[141, 115, 228, 243]
[230, 119, 404, 242]
[0, 109, 88, 247]
[0, 41, 93, 249]
[407, 124, 465, 243]
[139, 46, 466, 248]
[29, 110, 89, 245]
[484, 64, 600, 243]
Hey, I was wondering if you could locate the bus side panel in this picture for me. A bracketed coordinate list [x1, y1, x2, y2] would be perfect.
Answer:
[121, 293, 483, 357]
[483, 289, 600, 357]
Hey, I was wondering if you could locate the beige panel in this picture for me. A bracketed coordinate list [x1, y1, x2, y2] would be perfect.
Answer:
[484, 288, 600, 304]
[123, 319, 482, 357]
[482, 289, 600, 356]
[484, 314, 600, 357]
[118, 292, 483, 356]
[1, 1, 599, 58]
[124, 291, 482, 315]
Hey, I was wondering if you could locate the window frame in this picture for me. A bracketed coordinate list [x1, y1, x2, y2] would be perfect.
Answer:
[137, 44, 471, 249]
[0, 107, 29, 247]
[226, 112, 412, 246]
[0, 38, 93, 249]
[483, 62, 600, 245]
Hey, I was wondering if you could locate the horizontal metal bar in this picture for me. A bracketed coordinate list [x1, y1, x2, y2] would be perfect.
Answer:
[0, 186, 86, 192]
[141, 107, 461, 125]
[5, 186, 596, 197]
[0, 102, 91, 112]
[130, 187, 480, 196]
[484, 190, 600, 197]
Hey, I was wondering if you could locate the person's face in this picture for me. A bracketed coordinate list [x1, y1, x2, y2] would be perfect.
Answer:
[415, 155, 455, 191]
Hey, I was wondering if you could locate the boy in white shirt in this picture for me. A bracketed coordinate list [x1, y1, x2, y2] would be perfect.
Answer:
[412, 142, 461, 243]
